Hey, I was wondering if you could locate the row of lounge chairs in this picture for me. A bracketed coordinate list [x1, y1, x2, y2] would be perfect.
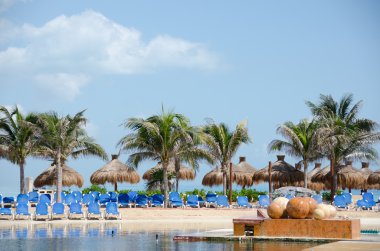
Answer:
[0, 201, 121, 221]
[334, 192, 377, 210]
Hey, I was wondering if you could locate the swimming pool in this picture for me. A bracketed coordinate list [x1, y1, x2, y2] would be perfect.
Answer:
[0, 222, 319, 251]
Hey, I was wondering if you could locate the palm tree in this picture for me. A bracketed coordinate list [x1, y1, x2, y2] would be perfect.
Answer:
[307, 94, 380, 199]
[202, 120, 251, 195]
[0, 106, 37, 194]
[268, 119, 320, 188]
[145, 168, 175, 192]
[32, 110, 107, 203]
[119, 109, 211, 207]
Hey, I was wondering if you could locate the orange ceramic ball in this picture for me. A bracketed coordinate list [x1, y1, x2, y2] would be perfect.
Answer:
[304, 197, 318, 218]
[286, 197, 310, 219]
[267, 202, 285, 219]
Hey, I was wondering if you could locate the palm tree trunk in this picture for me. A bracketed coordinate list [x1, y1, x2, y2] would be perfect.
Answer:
[20, 160, 25, 194]
[303, 160, 308, 189]
[174, 157, 180, 192]
[330, 156, 336, 202]
[162, 162, 169, 208]
[57, 148, 63, 203]
[223, 164, 227, 195]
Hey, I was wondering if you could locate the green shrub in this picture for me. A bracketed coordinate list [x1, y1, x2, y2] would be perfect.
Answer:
[82, 184, 107, 194]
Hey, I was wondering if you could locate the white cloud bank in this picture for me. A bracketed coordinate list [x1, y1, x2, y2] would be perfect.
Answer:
[0, 11, 220, 100]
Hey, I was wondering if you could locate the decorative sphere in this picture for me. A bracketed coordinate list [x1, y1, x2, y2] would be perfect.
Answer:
[267, 202, 285, 219]
[304, 197, 318, 218]
[273, 197, 289, 211]
[313, 208, 325, 220]
[316, 204, 330, 219]
[286, 197, 310, 219]
[327, 205, 337, 218]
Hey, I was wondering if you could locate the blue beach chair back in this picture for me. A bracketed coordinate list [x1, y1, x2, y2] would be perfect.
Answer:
[169, 191, 181, 201]
[99, 194, 111, 205]
[16, 203, 30, 215]
[3, 196, 15, 205]
[39, 194, 51, 206]
[35, 203, 49, 216]
[28, 191, 39, 203]
[334, 195, 347, 208]
[117, 194, 130, 207]
[54, 192, 66, 202]
[90, 191, 100, 202]
[83, 194, 95, 205]
[88, 202, 101, 214]
[152, 194, 164, 206]
[69, 202, 83, 214]
[135, 194, 148, 207]
[65, 194, 77, 205]
[72, 191, 82, 203]
[363, 192, 374, 202]
[52, 203, 65, 215]
[311, 195, 322, 204]
[206, 193, 217, 203]
[216, 195, 229, 207]
[0, 194, 2, 205]
[187, 195, 199, 207]
[237, 196, 250, 207]
[128, 191, 138, 202]
[108, 192, 117, 202]
[258, 195, 270, 208]
[106, 202, 119, 215]
[342, 193, 352, 204]
[17, 194, 29, 204]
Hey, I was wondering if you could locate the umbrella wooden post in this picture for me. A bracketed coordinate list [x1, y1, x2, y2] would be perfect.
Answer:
[229, 162, 233, 205]
[268, 161, 272, 200]
[114, 182, 118, 192]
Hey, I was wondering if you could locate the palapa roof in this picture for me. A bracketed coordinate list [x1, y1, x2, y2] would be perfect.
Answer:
[359, 162, 377, 189]
[34, 163, 84, 188]
[252, 155, 304, 189]
[366, 163, 380, 188]
[142, 161, 195, 180]
[90, 155, 140, 185]
[311, 161, 365, 189]
[307, 163, 326, 192]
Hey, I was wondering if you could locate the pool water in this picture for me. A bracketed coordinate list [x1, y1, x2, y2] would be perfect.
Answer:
[0, 223, 319, 251]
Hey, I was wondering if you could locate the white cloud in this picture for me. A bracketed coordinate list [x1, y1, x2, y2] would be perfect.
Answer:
[35, 73, 90, 101]
[0, 10, 220, 101]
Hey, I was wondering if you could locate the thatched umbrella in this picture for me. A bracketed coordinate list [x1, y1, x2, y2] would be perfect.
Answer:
[311, 160, 365, 192]
[367, 164, 380, 189]
[233, 156, 257, 187]
[359, 162, 377, 190]
[252, 155, 304, 189]
[307, 163, 326, 192]
[142, 161, 195, 181]
[34, 163, 84, 188]
[90, 155, 140, 191]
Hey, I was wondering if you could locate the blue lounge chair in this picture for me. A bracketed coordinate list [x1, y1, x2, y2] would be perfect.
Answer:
[169, 192, 184, 208]
[0, 194, 2, 207]
[258, 195, 270, 208]
[3, 197, 15, 207]
[117, 194, 131, 208]
[237, 196, 253, 208]
[0, 208, 13, 220]
[135, 194, 149, 208]
[34, 202, 49, 220]
[342, 193, 352, 205]
[28, 191, 39, 206]
[64, 193, 77, 205]
[151, 194, 164, 207]
[363, 192, 376, 206]
[82, 194, 95, 206]
[87, 202, 102, 219]
[311, 194, 323, 204]
[15, 203, 30, 220]
[90, 191, 100, 203]
[17, 194, 29, 205]
[99, 194, 111, 206]
[334, 195, 347, 209]
[72, 191, 82, 203]
[105, 202, 121, 220]
[51, 203, 66, 219]
[186, 195, 200, 208]
[216, 195, 230, 208]
[39, 194, 51, 206]
[206, 193, 217, 208]
[54, 192, 66, 203]
[108, 192, 118, 203]
[128, 191, 138, 204]
[69, 202, 84, 219]
[198, 196, 206, 207]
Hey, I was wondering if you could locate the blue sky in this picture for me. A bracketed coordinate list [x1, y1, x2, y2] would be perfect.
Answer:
[0, 1, 379, 196]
